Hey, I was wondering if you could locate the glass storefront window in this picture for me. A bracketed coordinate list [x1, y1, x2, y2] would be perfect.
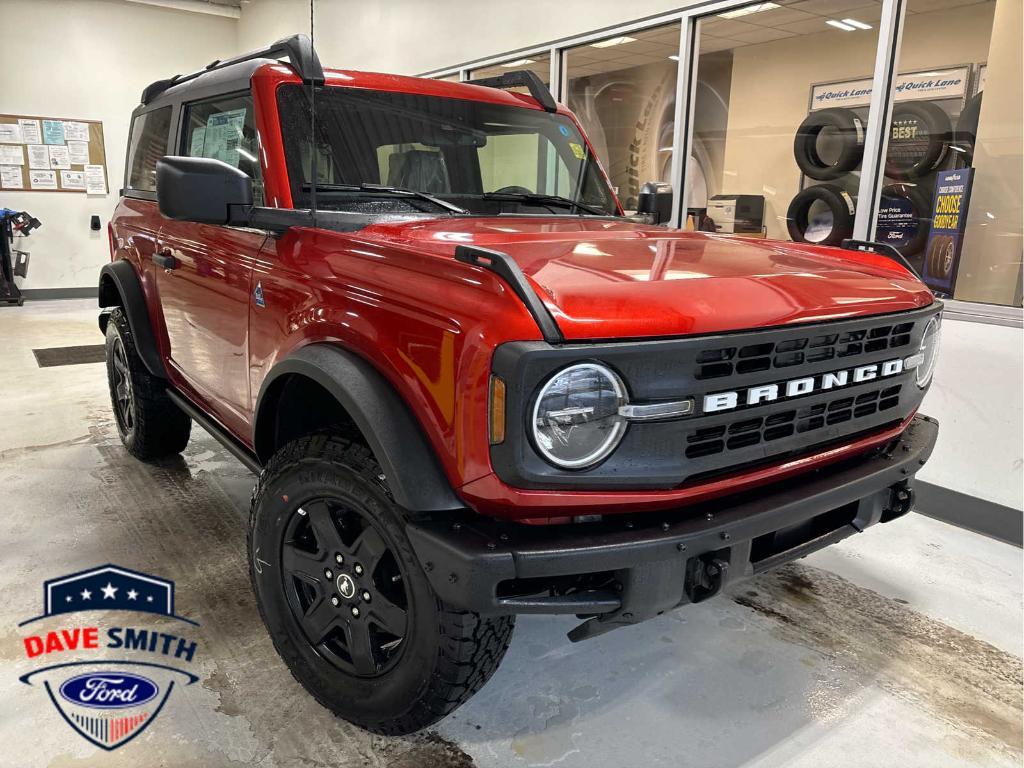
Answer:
[884, 0, 1022, 306]
[564, 24, 681, 212]
[686, 2, 881, 241]
[469, 54, 551, 91]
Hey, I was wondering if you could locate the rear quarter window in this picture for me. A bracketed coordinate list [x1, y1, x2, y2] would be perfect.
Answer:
[126, 106, 172, 194]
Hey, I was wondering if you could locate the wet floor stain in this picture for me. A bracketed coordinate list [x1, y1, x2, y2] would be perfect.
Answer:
[733, 563, 1024, 760]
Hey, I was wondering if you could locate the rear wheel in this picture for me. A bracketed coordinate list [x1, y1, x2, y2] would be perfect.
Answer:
[104, 307, 191, 459]
[249, 433, 514, 735]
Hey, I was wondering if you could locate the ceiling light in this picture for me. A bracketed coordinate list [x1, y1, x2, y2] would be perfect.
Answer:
[717, 2, 779, 19]
[826, 19, 857, 30]
[501, 58, 536, 67]
[668, 54, 680, 60]
[590, 36, 636, 48]
[841, 18, 872, 29]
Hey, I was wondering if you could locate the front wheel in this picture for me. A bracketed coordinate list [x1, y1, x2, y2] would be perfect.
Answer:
[104, 307, 191, 459]
[248, 434, 514, 735]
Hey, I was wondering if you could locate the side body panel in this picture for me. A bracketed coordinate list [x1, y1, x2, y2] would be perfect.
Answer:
[108, 197, 169, 363]
[247, 227, 543, 483]
[154, 220, 267, 434]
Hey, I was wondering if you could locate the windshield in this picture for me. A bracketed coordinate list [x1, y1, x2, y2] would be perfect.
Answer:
[276, 84, 620, 217]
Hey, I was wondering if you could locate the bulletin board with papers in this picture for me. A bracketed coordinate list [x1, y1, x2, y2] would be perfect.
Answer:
[0, 114, 108, 194]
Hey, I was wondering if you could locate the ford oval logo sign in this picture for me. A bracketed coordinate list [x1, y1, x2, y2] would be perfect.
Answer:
[58, 672, 159, 710]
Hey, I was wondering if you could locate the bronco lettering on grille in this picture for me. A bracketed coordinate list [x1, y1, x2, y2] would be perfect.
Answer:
[703, 357, 910, 413]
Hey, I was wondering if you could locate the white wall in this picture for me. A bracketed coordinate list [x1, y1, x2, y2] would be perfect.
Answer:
[919, 320, 1023, 511]
[0, 0, 238, 291]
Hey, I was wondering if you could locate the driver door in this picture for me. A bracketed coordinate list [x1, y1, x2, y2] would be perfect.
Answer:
[153, 92, 266, 435]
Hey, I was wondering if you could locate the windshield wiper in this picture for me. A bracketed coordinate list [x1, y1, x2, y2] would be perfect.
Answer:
[482, 191, 607, 216]
[302, 183, 469, 214]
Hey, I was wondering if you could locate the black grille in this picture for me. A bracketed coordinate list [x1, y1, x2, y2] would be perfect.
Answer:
[686, 384, 903, 459]
[696, 321, 915, 380]
[490, 304, 940, 491]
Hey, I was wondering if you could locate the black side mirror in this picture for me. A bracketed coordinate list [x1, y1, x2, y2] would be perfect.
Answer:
[156, 156, 252, 226]
[637, 181, 673, 225]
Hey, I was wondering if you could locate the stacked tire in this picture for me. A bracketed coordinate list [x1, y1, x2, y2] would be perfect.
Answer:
[885, 101, 952, 180]
[786, 184, 856, 246]
[793, 108, 865, 181]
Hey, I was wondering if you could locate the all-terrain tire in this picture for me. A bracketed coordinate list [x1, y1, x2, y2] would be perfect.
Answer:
[104, 307, 191, 459]
[248, 433, 515, 735]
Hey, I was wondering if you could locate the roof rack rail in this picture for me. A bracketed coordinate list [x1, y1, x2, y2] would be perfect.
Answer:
[140, 33, 325, 105]
[467, 70, 557, 113]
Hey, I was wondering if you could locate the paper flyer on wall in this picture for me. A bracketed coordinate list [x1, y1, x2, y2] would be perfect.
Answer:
[0, 123, 23, 143]
[0, 166, 23, 189]
[47, 145, 71, 169]
[27, 144, 49, 169]
[29, 169, 57, 189]
[42, 120, 65, 145]
[67, 141, 90, 165]
[84, 164, 107, 195]
[0, 145, 24, 165]
[18, 119, 42, 144]
[60, 170, 87, 190]
[63, 121, 89, 142]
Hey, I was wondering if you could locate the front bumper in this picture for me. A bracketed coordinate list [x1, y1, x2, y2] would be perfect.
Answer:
[406, 415, 938, 640]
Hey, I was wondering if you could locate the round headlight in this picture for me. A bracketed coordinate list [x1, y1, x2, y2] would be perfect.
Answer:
[531, 363, 627, 469]
[916, 315, 941, 388]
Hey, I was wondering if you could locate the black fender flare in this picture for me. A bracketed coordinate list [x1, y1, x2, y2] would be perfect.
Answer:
[97, 260, 166, 378]
[253, 343, 463, 513]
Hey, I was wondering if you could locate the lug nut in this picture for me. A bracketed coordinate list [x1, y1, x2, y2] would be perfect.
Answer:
[331, 596, 339, 606]
[361, 590, 371, 602]
[354, 564, 364, 576]
[324, 569, 333, 580]
[351, 606, 360, 617]
[335, 553, 344, 564]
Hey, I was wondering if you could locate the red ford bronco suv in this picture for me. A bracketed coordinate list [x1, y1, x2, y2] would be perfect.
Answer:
[100, 35, 940, 734]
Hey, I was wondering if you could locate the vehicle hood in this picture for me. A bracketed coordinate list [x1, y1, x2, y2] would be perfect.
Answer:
[363, 217, 935, 340]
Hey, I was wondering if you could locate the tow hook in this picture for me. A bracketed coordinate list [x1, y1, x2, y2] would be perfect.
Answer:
[685, 555, 729, 603]
[881, 482, 915, 523]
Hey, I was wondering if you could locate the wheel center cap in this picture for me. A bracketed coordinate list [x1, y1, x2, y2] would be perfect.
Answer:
[336, 573, 356, 600]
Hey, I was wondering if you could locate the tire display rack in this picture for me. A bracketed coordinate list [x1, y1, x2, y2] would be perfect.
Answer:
[788, 64, 984, 276]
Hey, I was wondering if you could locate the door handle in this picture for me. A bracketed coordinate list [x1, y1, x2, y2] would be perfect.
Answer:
[153, 250, 177, 270]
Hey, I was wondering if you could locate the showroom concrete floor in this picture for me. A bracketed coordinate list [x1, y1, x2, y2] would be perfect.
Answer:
[0, 299, 1021, 768]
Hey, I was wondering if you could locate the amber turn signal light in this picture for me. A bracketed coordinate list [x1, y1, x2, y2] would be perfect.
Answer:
[489, 376, 506, 445]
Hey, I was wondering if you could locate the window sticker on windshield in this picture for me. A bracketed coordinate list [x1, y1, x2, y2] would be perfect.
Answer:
[558, 125, 570, 137]
[200, 108, 246, 167]
[568, 142, 586, 160]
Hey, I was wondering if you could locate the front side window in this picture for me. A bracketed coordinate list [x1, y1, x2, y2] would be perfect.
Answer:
[277, 85, 618, 217]
[182, 93, 263, 204]
[126, 106, 172, 193]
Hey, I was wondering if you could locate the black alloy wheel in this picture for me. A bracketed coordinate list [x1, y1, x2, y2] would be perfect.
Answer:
[250, 434, 515, 734]
[103, 306, 191, 459]
[110, 335, 135, 435]
[280, 495, 408, 677]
